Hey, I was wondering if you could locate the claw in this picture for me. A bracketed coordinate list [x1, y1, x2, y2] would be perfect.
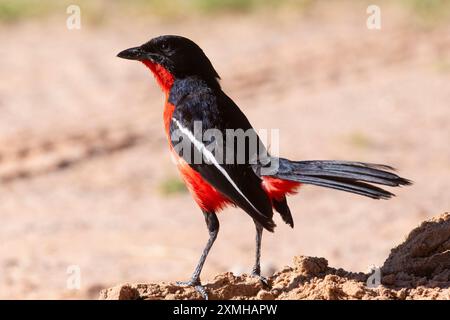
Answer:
[194, 285, 208, 300]
[251, 272, 270, 289]
[176, 279, 209, 300]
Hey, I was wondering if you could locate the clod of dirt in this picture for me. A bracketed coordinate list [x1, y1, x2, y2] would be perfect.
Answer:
[99, 213, 450, 300]
[382, 213, 450, 278]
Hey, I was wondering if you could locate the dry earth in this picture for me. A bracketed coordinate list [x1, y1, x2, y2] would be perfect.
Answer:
[100, 213, 449, 300]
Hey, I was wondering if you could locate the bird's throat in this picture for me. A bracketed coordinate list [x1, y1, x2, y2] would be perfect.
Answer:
[141, 60, 174, 93]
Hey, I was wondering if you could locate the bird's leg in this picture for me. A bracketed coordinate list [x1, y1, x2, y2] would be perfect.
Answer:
[176, 211, 219, 300]
[251, 221, 269, 288]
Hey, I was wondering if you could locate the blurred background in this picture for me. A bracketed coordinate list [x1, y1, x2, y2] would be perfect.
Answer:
[0, 0, 449, 299]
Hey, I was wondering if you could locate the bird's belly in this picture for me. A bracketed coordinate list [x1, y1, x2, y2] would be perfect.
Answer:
[174, 153, 231, 213]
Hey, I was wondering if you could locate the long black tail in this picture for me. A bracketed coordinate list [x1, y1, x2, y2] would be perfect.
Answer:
[272, 158, 412, 200]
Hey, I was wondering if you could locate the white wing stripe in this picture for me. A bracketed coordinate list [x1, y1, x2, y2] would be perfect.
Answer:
[172, 118, 262, 215]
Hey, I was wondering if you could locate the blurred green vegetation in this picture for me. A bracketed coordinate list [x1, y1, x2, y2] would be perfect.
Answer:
[347, 132, 374, 149]
[403, 0, 450, 19]
[0, 0, 449, 24]
[433, 58, 450, 74]
[158, 176, 187, 196]
[0, 0, 311, 23]
[0, 0, 56, 22]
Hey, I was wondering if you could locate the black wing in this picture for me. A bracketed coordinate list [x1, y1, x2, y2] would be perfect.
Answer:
[168, 78, 275, 231]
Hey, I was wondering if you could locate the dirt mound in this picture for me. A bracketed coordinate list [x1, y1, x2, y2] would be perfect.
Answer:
[100, 213, 449, 300]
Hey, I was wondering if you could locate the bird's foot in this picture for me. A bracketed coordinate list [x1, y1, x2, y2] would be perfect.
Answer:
[176, 278, 209, 300]
[251, 271, 270, 289]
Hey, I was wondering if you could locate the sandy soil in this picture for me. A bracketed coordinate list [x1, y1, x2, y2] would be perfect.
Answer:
[100, 213, 450, 299]
[0, 3, 449, 299]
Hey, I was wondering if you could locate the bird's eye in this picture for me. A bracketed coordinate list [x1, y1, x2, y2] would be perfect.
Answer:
[159, 42, 170, 52]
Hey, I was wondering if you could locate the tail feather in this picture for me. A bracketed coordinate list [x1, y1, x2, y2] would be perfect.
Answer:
[272, 159, 412, 200]
[272, 196, 294, 228]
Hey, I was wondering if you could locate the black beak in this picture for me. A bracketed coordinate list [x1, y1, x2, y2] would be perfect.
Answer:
[117, 46, 145, 60]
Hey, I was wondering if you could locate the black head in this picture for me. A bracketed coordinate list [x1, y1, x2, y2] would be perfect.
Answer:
[117, 35, 220, 88]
